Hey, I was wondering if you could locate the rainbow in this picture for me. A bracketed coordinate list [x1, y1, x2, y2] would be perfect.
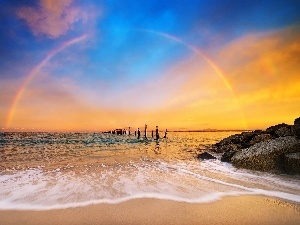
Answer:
[139, 29, 234, 92]
[137, 29, 247, 128]
[5, 34, 88, 129]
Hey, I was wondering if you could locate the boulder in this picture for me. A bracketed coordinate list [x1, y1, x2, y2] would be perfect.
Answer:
[197, 152, 216, 160]
[250, 134, 272, 145]
[239, 131, 260, 148]
[284, 152, 300, 174]
[218, 143, 241, 154]
[275, 126, 292, 137]
[220, 144, 239, 162]
[214, 131, 268, 162]
[213, 131, 259, 153]
[266, 123, 291, 137]
[213, 134, 242, 153]
[292, 117, 300, 139]
[232, 136, 300, 173]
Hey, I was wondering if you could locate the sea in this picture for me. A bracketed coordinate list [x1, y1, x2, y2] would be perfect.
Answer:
[0, 131, 299, 210]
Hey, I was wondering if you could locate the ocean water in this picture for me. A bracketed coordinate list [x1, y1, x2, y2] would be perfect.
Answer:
[0, 131, 299, 210]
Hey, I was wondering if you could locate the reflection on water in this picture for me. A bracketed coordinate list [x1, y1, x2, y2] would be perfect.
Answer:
[154, 139, 161, 154]
[0, 131, 237, 171]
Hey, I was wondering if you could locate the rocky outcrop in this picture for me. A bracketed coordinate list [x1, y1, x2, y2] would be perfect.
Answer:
[212, 130, 270, 162]
[212, 131, 261, 153]
[231, 136, 300, 173]
[265, 123, 291, 137]
[197, 117, 300, 174]
[284, 152, 300, 174]
[197, 152, 216, 160]
[292, 117, 300, 139]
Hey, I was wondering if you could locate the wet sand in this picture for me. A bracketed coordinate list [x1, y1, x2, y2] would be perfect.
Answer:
[1, 195, 299, 225]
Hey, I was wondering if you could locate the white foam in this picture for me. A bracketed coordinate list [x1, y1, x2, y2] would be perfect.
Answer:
[0, 160, 299, 211]
[199, 160, 300, 190]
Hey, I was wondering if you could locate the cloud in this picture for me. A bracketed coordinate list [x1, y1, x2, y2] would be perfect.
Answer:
[218, 26, 300, 91]
[16, 0, 89, 38]
[216, 25, 300, 128]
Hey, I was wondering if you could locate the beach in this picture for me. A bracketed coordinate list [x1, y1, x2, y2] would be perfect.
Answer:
[1, 196, 299, 225]
[2, 0, 300, 224]
[1, 132, 300, 225]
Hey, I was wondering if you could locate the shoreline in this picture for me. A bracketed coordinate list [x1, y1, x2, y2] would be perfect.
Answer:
[1, 195, 299, 225]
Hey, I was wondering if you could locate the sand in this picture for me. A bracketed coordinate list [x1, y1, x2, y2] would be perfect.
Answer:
[1, 195, 299, 225]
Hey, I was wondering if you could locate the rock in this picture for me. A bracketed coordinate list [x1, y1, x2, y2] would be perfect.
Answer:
[239, 131, 260, 148]
[213, 134, 242, 153]
[218, 143, 242, 154]
[220, 144, 239, 162]
[284, 152, 300, 174]
[221, 150, 238, 162]
[266, 123, 291, 137]
[213, 131, 259, 153]
[275, 126, 293, 137]
[250, 134, 272, 145]
[197, 152, 216, 160]
[213, 131, 268, 162]
[292, 117, 300, 139]
[232, 136, 300, 173]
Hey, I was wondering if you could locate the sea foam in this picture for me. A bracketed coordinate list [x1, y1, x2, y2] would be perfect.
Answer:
[0, 160, 299, 211]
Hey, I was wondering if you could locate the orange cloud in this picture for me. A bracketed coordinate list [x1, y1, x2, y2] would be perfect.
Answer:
[16, 0, 89, 38]
[217, 25, 300, 128]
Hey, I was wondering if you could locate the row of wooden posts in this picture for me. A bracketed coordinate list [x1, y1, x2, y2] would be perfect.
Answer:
[109, 125, 167, 139]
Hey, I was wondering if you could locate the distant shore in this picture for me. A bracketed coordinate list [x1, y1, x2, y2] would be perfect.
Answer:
[172, 129, 249, 132]
[1, 196, 299, 225]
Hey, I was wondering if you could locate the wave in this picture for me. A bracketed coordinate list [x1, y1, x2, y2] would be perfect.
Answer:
[0, 160, 299, 211]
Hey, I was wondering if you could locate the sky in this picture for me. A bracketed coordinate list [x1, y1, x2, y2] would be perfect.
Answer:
[0, 0, 300, 132]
